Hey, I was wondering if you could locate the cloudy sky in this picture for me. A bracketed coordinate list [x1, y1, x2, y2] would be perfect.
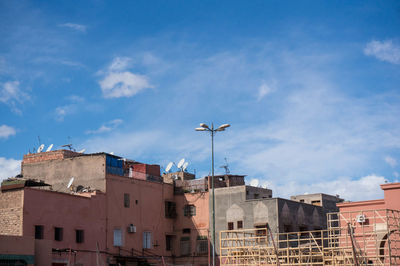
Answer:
[1, 1, 400, 201]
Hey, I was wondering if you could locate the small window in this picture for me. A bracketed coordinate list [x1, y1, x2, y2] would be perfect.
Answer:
[54, 227, 63, 241]
[254, 193, 259, 199]
[114, 229, 122, 246]
[184, 205, 196, 216]
[143, 232, 152, 249]
[237, 221, 243, 229]
[311, 200, 321, 206]
[300, 199, 305, 203]
[76, 229, 84, 243]
[35, 225, 44, 239]
[166, 235, 173, 251]
[196, 239, 208, 254]
[182, 228, 191, 234]
[124, 193, 130, 208]
[165, 201, 177, 218]
[228, 222, 234, 230]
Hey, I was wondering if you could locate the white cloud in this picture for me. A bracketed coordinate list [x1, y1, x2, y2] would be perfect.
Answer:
[364, 40, 400, 64]
[100, 72, 152, 98]
[86, 119, 123, 134]
[385, 156, 397, 168]
[109, 57, 132, 71]
[0, 157, 21, 182]
[99, 57, 153, 98]
[257, 82, 275, 101]
[271, 175, 385, 201]
[55, 105, 75, 121]
[0, 81, 30, 114]
[0, 125, 16, 139]
[394, 172, 399, 178]
[59, 23, 87, 33]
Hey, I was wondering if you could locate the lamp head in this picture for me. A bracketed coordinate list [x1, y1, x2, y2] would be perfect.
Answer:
[195, 127, 207, 131]
[200, 123, 209, 129]
[218, 124, 230, 129]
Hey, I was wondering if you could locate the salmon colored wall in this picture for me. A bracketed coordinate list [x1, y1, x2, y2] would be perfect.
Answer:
[174, 192, 209, 260]
[381, 182, 400, 210]
[105, 175, 175, 257]
[22, 188, 107, 266]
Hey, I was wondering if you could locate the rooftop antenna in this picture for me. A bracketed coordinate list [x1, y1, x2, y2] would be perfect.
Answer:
[220, 157, 230, 174]
[177, 158, 185, 171]
[37, 144, 45, 153]
[46, 144, 54, 152]
[165, 162, 173, 173]
[250, 179, 259, 187]
[182, 162, 189, 172]
[61, 144, 73, 151]
[67, 177, 75, 190]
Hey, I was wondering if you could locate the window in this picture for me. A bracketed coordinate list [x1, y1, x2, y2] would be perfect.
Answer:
[35, 225, 44, 239]
[182, 228, 191, 234]
[76, 229, 84, 243]
[54, 227, 63, 241]
[197, 239, 208, 254]
[166, 235, 173, 251]
[143, 232, 152, 249]
[254, 193, 259, 199]
[237, 221, 243, 229]
[124, 193, 130, 208]
[184, 205, 196, 216]
[311, 200, 321, 206]
[165, 201, 177, 218]
[228, 222, 234, 230]
[180, 237, 191, 256]
[299, 199, 305, 203]
[114, 229, 122, 246]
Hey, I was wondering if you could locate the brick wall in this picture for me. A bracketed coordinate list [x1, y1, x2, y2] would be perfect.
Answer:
[22, 150, 81, 165]
[0, 189, 23, 236]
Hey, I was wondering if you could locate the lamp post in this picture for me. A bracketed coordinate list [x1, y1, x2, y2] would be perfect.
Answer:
[195, 123, 230, 266]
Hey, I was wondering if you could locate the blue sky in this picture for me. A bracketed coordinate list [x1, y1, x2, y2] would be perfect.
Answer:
[1, 0, 400, 201]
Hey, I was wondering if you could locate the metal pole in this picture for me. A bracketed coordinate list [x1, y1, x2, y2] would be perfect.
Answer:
[211, 123, 216, 266]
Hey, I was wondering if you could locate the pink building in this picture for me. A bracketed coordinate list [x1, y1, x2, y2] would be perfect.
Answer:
[333, 182, 400, 265]
[0, 150, 211, 266]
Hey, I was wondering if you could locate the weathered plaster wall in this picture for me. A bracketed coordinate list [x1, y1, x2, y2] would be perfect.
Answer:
[22, 154, 106, 192]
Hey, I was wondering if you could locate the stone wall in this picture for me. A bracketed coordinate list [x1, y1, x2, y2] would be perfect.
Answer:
[0, 189, 23, 236]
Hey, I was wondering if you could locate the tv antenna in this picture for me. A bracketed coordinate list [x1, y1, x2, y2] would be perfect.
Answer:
[177, 158, 185, 171]
[165, 162, 173, 173]
[182, 162, 189, 172]
[37, 144, 45, 153]
[61, 144, 74, 151]
[67, 177, 75, 190]
[220, 157, 230, 174]
[46, 144, 54, 152]
[250, 179, 259, 187]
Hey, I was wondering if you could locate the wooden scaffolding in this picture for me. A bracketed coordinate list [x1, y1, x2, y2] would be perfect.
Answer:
[219, 209, 400, 265]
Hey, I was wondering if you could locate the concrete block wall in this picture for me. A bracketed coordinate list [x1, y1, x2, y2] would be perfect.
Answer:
[22, 150, 81, 165]
[0, 190, 23, 236]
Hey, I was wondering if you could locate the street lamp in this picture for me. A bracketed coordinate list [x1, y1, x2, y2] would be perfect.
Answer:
[195, 122, 230, 266]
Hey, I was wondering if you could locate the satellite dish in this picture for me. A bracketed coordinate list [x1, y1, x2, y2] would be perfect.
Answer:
[165, 162, 173, 172]
[67, 177, 74, 189]
[78, 149, 86, 153]
[46, 144, 53, 152]
[182, 162, 189, 171]
[177, 158, 185, 169]
[250, 179, 259, 187]
[110, 152, 114, 155]
[37, 144, 45, 153]
[261, 184, 267, 189]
